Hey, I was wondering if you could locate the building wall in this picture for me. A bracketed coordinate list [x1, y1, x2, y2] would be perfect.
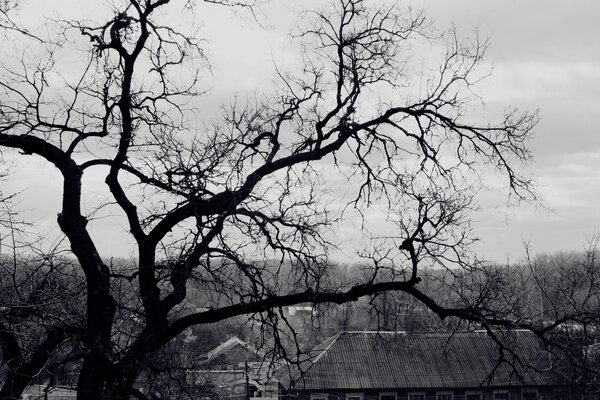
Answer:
[285, 386, 572, 400]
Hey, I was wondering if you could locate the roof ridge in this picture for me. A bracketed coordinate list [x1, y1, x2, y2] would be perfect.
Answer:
[205, 336, 243, 360]
[340, 330, 407, 334]
[204, 336, 266, 360]
[310, 332, 343, 365]
[337, 330, 535, 335]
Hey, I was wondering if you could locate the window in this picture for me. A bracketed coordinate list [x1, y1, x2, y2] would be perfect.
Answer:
[466, 392, 482, 400]
[310, 394, 327, 400]
[409, 392, 426, 400]
[494, 391, 509, 400]
[437, 392, 453, 400]
[346, 394, 364, 400]
[380, 393, 397, 400]
[522, 390, 538, 400]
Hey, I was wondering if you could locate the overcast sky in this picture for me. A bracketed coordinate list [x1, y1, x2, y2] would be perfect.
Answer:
[200, 0, 600, 263]
[5, 0, 600, 263]
[416, 0, 600, 261]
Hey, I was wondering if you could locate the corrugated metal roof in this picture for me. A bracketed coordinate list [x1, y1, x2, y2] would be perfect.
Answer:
[291, 331, 561, 391]
[23, 385, 76, 399]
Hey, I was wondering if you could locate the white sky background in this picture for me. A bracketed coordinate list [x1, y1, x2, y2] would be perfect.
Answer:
[3, 0, 600, 263]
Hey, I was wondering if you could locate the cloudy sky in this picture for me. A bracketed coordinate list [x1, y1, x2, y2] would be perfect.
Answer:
[194, 0, 600, 263]
[4, 0, 600, 263]
[416, 0, 600, 261]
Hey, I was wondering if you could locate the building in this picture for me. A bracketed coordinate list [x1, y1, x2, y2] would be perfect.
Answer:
[193, 336, 279, 400]
[281, 331, 572, 400]
[201, 336, 265, 370]
[21, 385, 76, 400]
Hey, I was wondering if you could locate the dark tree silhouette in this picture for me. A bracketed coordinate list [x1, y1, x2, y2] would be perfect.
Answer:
[0, 230, 85, 400]
[0, 0, 542, 398]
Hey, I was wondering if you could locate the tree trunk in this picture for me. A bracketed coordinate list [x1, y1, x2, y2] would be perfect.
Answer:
[75, 287, 117, 400]
[76, 354, 112, 400]
[77, 359, 138, 400]
[0, 328, 65, 400]
[0, 375, 33, 400]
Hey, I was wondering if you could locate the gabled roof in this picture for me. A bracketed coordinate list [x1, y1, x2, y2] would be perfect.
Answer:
[206, 337, 254, 358]
[203, 336, 264, 363]
[288, 330, 563, 391]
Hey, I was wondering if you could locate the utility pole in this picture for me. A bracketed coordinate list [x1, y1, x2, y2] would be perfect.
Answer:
[245, 360, 250, 400]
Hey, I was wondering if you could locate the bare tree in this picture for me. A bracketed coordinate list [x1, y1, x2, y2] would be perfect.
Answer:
[416, 238, 600, 393]
[0, 0, 541, 398]
[0, 232, 85, 400]
[520, 242, 600, 390]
